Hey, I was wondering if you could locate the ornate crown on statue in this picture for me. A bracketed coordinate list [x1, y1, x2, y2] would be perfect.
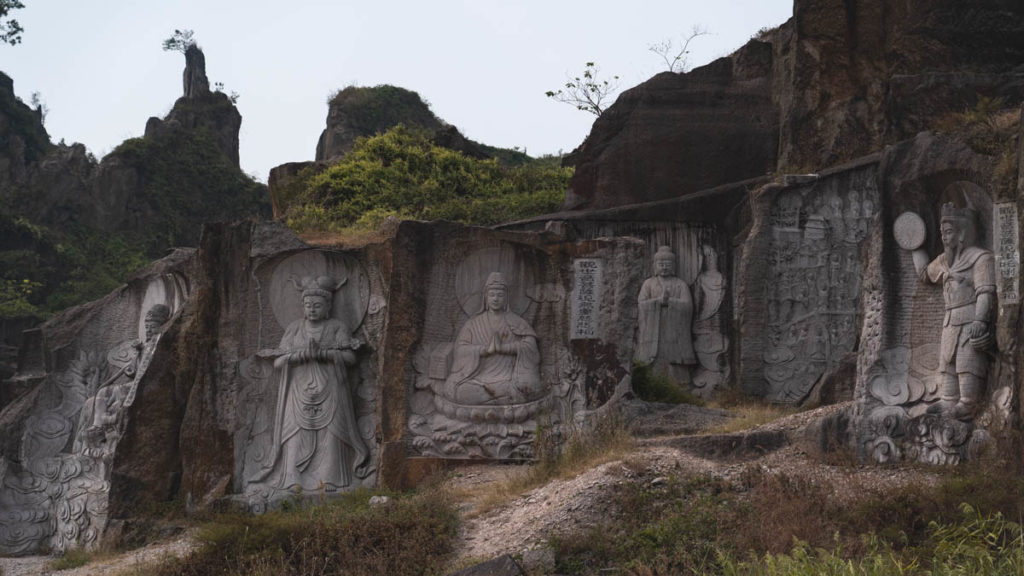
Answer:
[292, 275, 346, 300]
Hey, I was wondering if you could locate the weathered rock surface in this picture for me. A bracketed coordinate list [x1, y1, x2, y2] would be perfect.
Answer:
[447, 554, 524, 576]
[0, 52, 267, 377]
[777, 0, 1024, 172]
[565, 42, 777, 210]
[0, 249, 193, 555]
[566, 0, 1024, 210]
[182, 44, 210, 100]
[379, 220, 644, 486]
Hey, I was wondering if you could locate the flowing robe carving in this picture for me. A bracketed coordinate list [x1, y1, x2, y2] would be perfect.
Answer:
[636, 276, 696, 377]
[693, 261, 728, 394]
[693, 269, 726, 370]
[443, 311, 543, 406]
[258, 318, 368, 492]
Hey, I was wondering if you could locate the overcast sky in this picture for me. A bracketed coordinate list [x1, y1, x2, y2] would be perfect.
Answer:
[3, 1, 792, 182]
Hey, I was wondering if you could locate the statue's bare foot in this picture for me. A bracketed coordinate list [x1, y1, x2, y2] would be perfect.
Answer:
[412, 436, 434, 450]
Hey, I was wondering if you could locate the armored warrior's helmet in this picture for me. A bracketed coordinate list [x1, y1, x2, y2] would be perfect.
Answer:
[940, 202, 979, 247]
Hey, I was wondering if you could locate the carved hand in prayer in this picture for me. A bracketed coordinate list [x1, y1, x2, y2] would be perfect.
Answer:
[487, 327, 514, 355]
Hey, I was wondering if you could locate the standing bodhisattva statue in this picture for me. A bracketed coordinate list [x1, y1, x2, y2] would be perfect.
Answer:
[904, 203, 996, 421]
[253, 275, 369, 493]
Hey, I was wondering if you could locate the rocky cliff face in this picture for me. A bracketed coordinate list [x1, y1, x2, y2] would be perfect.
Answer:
[0, 47, 259, 245]
[777, 0, 1024, 172]
[567, 0, 1024, 210]
[564, 41, 777, 210]
[0, 48, 267, 382]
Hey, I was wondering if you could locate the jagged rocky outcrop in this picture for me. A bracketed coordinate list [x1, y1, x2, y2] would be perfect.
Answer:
[567, 0, 1024, 210]
[145, 44, 239, 168]
[0, 48, 268, 382]
[0, 48, 261, 241]
[182, 44, 210, 100]
[316, 85, 445, 164]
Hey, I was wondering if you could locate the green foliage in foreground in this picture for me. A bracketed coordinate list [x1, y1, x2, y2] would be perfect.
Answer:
[631, 360, 706, 405]
[284, 125, 570, 233]
[551, 461, 1024, 575]
[150, 489, 459, 576]
[721, 504, 1024, 575]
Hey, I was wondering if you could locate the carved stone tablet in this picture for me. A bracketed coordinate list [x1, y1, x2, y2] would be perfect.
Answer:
[570, 258, 602, 339]
[893, 211, 926, 250]
[994, 201, 1019, 304]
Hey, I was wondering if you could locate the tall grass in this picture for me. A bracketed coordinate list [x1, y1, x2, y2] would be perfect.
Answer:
[142, 489, 458, 576]
[550, 455, 1024, 574]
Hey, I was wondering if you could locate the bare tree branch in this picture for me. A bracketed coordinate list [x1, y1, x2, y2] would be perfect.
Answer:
[649, 25, 709, 73]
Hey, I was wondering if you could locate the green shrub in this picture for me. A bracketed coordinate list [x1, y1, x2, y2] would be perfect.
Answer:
[109, 123, 268, 252]
[551, 459, 1024, 575]
[551, 474, 730, 574]
[632, 360, 706, 405]
[285, 125, 569, 233]
[718, 504, 1024, 575]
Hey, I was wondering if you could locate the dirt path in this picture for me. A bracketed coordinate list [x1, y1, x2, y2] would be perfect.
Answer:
[0, 531, 197, 576]
[0, 403, 936, 575]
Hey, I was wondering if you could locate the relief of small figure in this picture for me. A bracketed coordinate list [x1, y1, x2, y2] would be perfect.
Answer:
[693, 245, 728, 391]
[904, 203, 996, 421]
[75, 304, 171, 454]
[635, 245, 696, 384]
[252, 276, 369, 493]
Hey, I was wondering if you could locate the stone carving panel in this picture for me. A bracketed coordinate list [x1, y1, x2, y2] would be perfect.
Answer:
[692, 244, 729, 396]
[570, 259, 602, 340]
[0, 274, 185, 555]
[635, 244, 729, 398]
[762, 184, 877, 403]
[408, 244, 585, 460]
[994, 201, 1019, 304]
[238, 251, 376, 511]
[861, 192, 1001, 465]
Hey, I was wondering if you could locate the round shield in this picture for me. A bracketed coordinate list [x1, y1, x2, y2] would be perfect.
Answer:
[893, 212, 926, 250]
